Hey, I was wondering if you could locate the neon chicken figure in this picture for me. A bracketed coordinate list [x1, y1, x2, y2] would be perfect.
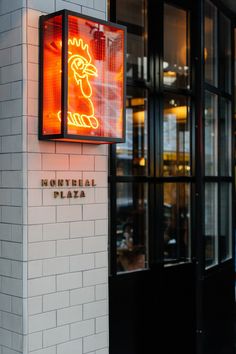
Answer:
[58, 37, 99, 130]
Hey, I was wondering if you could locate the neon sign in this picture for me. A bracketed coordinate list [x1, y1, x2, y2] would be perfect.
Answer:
[57, 37, 99, 130]
[57, 111, 99, 129]
[39, 10, 126, 143]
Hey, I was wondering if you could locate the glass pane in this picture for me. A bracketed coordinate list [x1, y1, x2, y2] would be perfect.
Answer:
[116, 0, 148, 81]
[163, 4, 190, 89]
[220, 183, 232, 261]
[163, 95, 190, 176]
[116, 183, 148, 272]
[205, 183, 218, 268]
[204, 0, 217, 86]
[67, 15, 125, 138]
[234, 29, 236, 275]
[116, 88, 148, 176]
[220, 14, 231, 93]
[163, 183, 191, 261]
[219, 98, 232, 176]
[204, 91, 218, 176]
[42, 15, 62, 135]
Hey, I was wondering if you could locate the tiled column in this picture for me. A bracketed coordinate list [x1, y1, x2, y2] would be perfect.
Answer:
[0, 1, 109, 354]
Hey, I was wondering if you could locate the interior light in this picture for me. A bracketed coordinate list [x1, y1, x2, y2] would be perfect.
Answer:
[39, 10, 126, 144]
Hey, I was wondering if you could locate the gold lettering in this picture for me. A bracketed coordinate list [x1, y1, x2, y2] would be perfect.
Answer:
[72, 179, 77, 186]
[80, 190, 85, 198]
[54, 191, 60, 198]
[41, 179, 48, 187]
[79, 179, 83, 186]
[74, 191, 79, 198]
[60, 191, 66, 198]
[85, 179, 90, 186]
[92, 179, 96, 186]
[50, 179, 56, 187]
[58, 179, 64, 186]
[67, 191, 72, 198]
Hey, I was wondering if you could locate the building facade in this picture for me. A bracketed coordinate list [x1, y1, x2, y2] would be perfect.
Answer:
[0, 1, 109, 354]
[0, 0, 234, 354]
[109, 1, 235, 354]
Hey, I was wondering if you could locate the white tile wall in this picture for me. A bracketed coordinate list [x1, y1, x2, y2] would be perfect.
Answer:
[83, 300, 108, 320]
[70, 319, 95, 340]
[43, 325, 69, 346]
[28, 311, 56, 333]
[28, 276, 56, 297]
[0, 1, 109, 354]
[96, 316, 108, 333]
[57, 305, 83, 325]
[57, 339, 83, 354]
[43, 292, 69, 312]
[28, 297, 42, 315]
[70, 254, 94, 272]
[57, 272, 82, 291]
[83, 332, 108, 353]
[70, 286, 95, 306]
[28, 332, 43, 351]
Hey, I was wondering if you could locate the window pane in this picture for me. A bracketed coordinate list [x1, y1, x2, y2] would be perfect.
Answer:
[204, 91, 218, 176]
[42, 15, 62, 135]
[204, 0, 217, 86]
[219, 98, 232, 176]
[116, 183, 148, 272]
[163, 95, 190, 176]
[220, 14, 231, 93]
[205, 183, 218, 268]
[163, 183, 191, 261]
[234, 29, 236, 276]
[116, 0, 148, 81]
[116, 88, 148, 176]
[220, 183, 232, 261]
[163, 4, 190, 89]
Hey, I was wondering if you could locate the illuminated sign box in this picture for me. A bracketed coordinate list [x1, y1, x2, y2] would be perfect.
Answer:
[39, 10, 126, 143]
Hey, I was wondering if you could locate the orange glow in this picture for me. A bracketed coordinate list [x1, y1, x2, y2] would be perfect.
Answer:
[57, 37, 99, 130]
[40, 12, 125, 142]
[57, 110, 99, 129]
[164, 106, 187, 122]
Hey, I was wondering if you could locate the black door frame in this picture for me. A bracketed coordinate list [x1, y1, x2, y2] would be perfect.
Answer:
[108, 1, 235, 353]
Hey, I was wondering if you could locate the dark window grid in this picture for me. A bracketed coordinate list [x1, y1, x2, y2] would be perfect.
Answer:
[109, 0, 196, 274]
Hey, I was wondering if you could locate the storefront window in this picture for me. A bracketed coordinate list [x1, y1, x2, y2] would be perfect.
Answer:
[116, 0, 148, 81]
[116, 88, 148, 176]
[163, 95, 190, 176]
[220, 183, 232, 262]
[204, 91, 218, 176]
[163, 4, 190, 89]
[163, 183, 191, 261]
[116, 183, 148, 272]
[220, 14, 231, 94]
[219, 98, 232, 176]
[204, 0, 218, 86]
[205, 183, 218, 268]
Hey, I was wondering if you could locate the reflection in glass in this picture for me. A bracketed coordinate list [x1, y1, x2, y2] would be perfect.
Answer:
[220, 14, 231, 93]
[220, 183, 232, 261]
[163, 4, 189, 89]
[116, 88, 148, 176]
[116, 0, 148, 81]
[235, 29, 236, 170]
[204, 91, 218, 176]
[116, 183, 148, 273]
[204, 0, 217, 86]
[205, 183, 218, 268]
[219, 99, 231, 176]
[163, 183, 191, 261]
[163, 95, 190, 176]
[43, 16, 62, 135]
